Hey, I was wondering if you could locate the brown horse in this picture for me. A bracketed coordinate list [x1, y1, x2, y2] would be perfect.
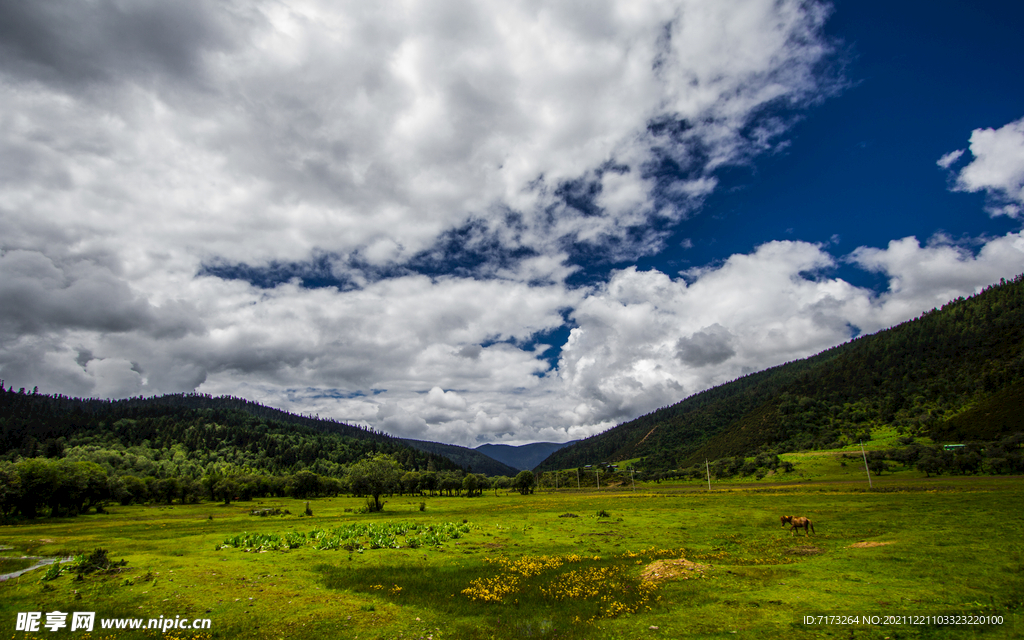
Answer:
[780, 515, 815, 535]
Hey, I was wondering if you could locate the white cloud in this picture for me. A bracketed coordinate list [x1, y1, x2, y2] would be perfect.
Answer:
[554, 234, 1024, 431]
[557, 241, 865, 426]
[936, 148, 964, 169]
[0, 0, 842, 442]
[848, 233, 1024, 324]
[3, 234, 1022, 447]
[427, 386, 467, 411]
[3, 1, 1021, 448]
[0, 0, 837, 276]
[947, 116, 1024, 217]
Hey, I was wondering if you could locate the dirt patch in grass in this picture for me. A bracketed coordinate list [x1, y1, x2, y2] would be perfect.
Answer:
[641, 558, 707, 582]
[849, 541, 894, 548]
[785, 546, 824, 556]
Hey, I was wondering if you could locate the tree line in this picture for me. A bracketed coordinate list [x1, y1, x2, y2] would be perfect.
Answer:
[0, 453, 541, 520]
[847, 434, 1024, 478]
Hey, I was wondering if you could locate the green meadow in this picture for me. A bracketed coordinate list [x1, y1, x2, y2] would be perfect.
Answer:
[1, 476, 1022, 640]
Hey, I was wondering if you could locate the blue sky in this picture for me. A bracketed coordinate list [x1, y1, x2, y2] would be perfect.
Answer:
[649, 0, 1023, 279]
[1, 0, 1023, 446]
[529, 0, 1024, 368]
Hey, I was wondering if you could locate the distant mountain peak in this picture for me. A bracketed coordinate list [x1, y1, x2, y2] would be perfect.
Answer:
[475, 441, 578, 470]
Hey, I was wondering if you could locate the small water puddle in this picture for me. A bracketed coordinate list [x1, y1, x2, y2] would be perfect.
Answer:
[0, 556, 75, 582]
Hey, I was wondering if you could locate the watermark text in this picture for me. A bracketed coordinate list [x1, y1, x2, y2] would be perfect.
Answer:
[16, 611, 211, 633]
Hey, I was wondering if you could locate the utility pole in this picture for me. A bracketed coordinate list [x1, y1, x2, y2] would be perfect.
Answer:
[629, 468, 636, 492]
[576, 467, 580, 489]
[595, 469, 601, 488]
[705, 459, 712, 491]
[860, 441, 873, 489]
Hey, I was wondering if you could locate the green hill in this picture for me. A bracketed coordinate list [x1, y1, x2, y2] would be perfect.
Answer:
[0, 391, 470, 477]
[0, 390, 529, 479]
[537, 274, 1024, 473]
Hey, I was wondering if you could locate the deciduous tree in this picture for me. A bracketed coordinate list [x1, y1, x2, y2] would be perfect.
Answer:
[346, 453, 403, 512]
[513, 470, 535, 495]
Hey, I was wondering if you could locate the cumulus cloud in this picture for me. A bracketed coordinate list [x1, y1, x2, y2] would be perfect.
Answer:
[0, 249, 200, 337]
[557, 241, 863, 427]
[676, 324, 736, 367]
[2, 0, 1021, 447]
[945, 116, 1024, 217]
[4, 235, 1023, 446]
[0, 0, 838, 276]
[553, 235, 1024, 431]
[848, 233, 1024, 321]
[0, 0, 237, 87]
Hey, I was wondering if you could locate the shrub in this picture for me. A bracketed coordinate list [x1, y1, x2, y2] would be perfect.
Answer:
[40, 561, 63, 582]
[74, 548, 128, 575]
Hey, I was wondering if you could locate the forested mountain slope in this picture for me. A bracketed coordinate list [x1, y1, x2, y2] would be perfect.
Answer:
[538, 274, 1024, 473]
[0, 391, 464, 477]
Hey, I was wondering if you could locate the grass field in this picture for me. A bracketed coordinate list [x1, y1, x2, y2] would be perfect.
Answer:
[2, 476, 1022, 639]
